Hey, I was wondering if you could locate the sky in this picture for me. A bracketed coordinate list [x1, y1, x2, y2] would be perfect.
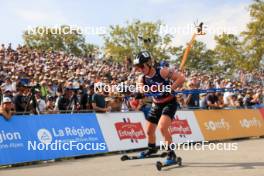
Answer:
[0, 0, 252, 49]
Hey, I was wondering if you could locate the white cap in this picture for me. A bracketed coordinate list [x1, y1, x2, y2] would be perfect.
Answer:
[2, 97, 12, 103]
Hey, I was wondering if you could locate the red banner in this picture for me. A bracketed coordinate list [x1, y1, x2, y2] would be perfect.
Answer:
[169, 115, 192, 136]
[115, 120, 146, 142]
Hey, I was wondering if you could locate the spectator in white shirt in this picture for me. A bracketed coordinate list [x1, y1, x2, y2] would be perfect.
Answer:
[34, 89, 46, 113]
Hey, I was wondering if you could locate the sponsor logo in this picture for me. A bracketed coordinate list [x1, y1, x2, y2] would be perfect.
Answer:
[240, 117, 262, 128]
[51, 126, 96, 138]
[169, 115, 192, 137]
[115, 118, 146, 143]
[37, 129, 53, 144]
[204, 118, 230, 131]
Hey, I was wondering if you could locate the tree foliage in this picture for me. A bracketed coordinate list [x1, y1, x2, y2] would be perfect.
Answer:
[103, 20, 181, 62]
[242, 0, 264, 70]
[23, 25, 98, 57]
[208, 0, 264, 72]
[22, 0, 264, 73]
[214, 34, 245, 73]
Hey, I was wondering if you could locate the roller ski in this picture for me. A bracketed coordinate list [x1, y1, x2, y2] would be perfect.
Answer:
[156, 151, 182, 171]
[121, 148, 167, 161]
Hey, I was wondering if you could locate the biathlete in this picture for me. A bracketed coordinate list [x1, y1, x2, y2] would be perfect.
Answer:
[133, 51, 185, 164]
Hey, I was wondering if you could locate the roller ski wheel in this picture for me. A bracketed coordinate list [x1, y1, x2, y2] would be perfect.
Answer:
[120, 152, 167, 161]
[120, 155, 130, 161]
[155, 157, 182, 171]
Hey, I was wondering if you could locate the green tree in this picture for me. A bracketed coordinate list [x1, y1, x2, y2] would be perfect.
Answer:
[242, 0, 264, 70]
[214, 33, 245, 73]
[23, 25, 98, 57]
[103, 20, 180, 62]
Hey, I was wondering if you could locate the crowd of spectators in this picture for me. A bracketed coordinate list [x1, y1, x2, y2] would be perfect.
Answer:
[0, 43, 263, 119]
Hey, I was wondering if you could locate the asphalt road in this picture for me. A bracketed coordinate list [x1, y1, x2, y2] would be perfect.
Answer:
[1, 138, 264, 176]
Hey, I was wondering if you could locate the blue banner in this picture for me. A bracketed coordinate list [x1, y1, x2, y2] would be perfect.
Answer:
[0, 113, 108, 165]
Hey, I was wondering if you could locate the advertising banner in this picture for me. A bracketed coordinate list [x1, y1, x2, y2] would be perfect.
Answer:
[97, 111, 204, 151]
[0, 113, 107, 165]
[96, 112, 148, 151]
[194, 109, 264, 141]
[169, 111, 204, 143]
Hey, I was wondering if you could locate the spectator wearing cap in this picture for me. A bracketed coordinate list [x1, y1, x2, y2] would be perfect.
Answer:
[3, 89, 13, 99]
[0, 97, 14, 120]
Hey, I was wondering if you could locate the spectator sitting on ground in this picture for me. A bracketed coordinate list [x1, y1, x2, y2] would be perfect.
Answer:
[0, 97, 14, 120]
